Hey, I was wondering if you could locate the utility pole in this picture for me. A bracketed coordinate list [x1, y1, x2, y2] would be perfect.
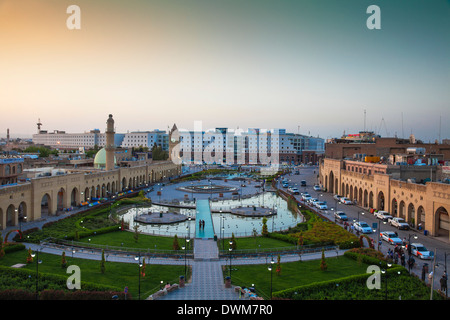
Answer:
[430, 248, 437, 300]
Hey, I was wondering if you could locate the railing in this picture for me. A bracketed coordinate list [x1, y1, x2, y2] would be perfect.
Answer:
[41, 237, 194, 258]
[218, 244, 338, 258]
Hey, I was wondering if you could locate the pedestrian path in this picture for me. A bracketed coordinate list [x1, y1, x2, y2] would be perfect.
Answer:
[195, 199, 215, 239]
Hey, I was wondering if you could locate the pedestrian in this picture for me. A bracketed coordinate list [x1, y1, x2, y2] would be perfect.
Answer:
[202, 220, 205, 230]
[440, 274, 447, 293]
[199, 219, 203, 231]
[400, 253, 405, 267]
[394, 252, 398, 265]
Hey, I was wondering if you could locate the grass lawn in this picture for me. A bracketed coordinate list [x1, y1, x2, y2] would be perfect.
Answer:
[226, 256, 370, 299]
[77, 230, 192, 252]
[0, 249, 188, 299]
[219, 236, 295, 251]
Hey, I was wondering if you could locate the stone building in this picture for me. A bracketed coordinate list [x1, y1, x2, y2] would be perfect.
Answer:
[319, 158, 450, 241]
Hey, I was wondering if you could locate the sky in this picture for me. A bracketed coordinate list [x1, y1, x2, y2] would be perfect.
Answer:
[0, 0, 449, 142]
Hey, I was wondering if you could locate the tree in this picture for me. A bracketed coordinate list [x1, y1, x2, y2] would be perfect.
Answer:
[26, 248, 33, 264]
[261, 217, 268, 237]
[133, 224, 139, 242]
[173, 234, 180, 250]
[276, 255, 281, 276]
[0, 237, 4, 259]
[61, 251, 67, 268]
[320, 249, 328, 271]
[230, 233, 237, 250]
[100, 249, 106, 274]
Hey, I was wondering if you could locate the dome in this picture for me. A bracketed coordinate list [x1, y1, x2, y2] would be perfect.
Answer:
[93, 148, 116, 169]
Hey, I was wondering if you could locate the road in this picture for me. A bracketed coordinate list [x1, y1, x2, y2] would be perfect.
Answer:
[276, 165, 449, 296]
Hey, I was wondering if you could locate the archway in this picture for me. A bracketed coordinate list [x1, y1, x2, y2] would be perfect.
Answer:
[377, 191, 385, 211]
[71, 187, 79, 207]
[435, 207, 449, 238]
[84, 187, 90, 202]
[417, 206, 425, 230]
[399, 201, 406, 219]
[329, 171, 335, 194]
[18, 202, 27, 221]
[57, 188, 66, 211]
[0, 208, 3, 230]
[407, 203, 415, 225]
[6, 204, 15, 227]
[363, 190, 368, 208]
[41, 193, 52, 216]
[368, 191, 374, 208]
[391, 198, 398, 216]
[358, 188, 363, 206]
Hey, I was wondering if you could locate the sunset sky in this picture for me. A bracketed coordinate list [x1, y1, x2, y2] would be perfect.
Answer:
[0, 0, 449, 142]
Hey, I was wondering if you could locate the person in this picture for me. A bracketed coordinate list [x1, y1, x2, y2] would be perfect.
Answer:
[202, 220, 205, 230]
[440, 274, 447, 293]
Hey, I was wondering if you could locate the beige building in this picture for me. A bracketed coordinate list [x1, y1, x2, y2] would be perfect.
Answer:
[320, 158, 450, 241]
[0, 115, 181, 230]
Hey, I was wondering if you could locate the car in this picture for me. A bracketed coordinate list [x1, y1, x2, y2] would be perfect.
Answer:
[333, 195, 342, 201]
[282, 183, 289, 188]
[315, 201, 328, 210]
[309, 197, 319, 204]
[340, 197, 352, 205]
[388, 217, 410, 230]
[290, 187, 300, 195]
[353, 221, 372, 234]
[380, 231, 402, 245]
[300, 180, 306, 186]
[313, 185, 321, 191]
[408, 243, 433, 260]
[302, 194, 312, 201]
[334, 211, 348, 221]
[374, 211, 393, 221]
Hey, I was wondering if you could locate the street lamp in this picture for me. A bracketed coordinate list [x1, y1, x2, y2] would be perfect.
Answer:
[229, 241, 233, 280]
[268, 257, 275, 299]
[134, 253, 142, 300]
[30, 250, 42, 300]
[406, 234, 418, 273]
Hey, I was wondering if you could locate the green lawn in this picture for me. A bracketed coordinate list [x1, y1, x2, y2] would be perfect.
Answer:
[219, 236, 295, 252]
[0, 249, 189, 299]
[226, 256, 369, 299]
[77, 230, 192, 252]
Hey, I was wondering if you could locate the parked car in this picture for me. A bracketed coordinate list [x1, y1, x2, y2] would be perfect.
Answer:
[380, 231, 402, 245]
[353, 221, 372, 234]
[374, 211, 393, 221]
[340, 197, 352, 205]
[313, 185, 321, 191]
[309, 198, 319, 205]
[302, 194, 312, 202]
[289, 187, 300, 195]
[408, 243, 433, 260]
[388, 217, 410, 230]
[315, 201, 328, 210]
[333, 195, 342, 201]
[334, 211, 348, 221]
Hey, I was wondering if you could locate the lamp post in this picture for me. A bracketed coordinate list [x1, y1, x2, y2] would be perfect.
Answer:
[134, 253, 141, 300]
[268, 257, 275, 299]
[30, 250, 41, 300]
[229, 241, 233, 280]
[381, 263, 392, 300]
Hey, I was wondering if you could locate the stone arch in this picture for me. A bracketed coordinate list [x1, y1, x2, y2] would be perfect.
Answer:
[345, 184, 349, 198]
[329, 171, 335, 194]
[41, 193, 52, 216]
[70, 187, 79, 206]
[84, 187, 90, 202]
[407, 203, 415, 224]
[435, 207, 449, 238]
[377, 191, 385, 211]
[0, 208, 3, 230]
[368, 191, 374, 208]
[399, 200, 406, 219]
[18, 201, 27, 220]
[90, 186, 95, 200]
[358, 188, 363, 206]
[417, 205, 425, 229]
[101, 184, 106, 197]
[363, 190, 368, 208]
[57, 188, 66, 211]
[391, 198, 398, 216]
[6, 204, 16, 227]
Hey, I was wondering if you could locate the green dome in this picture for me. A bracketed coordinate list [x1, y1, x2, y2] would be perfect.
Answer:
[93, 148, 116, 169]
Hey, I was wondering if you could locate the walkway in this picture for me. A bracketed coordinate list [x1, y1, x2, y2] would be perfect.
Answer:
[195, 199, 215, 239]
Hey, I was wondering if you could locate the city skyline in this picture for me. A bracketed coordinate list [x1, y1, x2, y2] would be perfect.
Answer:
[0, 0, 449, 142]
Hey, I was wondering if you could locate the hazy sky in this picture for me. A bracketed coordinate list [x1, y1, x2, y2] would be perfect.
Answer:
[0, 0, 449, 142]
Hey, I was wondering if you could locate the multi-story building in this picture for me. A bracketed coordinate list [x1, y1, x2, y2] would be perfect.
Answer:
[120, 130, 168, 150]
[173, 127, 324, 165]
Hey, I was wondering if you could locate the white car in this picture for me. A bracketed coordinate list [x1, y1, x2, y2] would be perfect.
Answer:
[334, 195, 342, 201]
[309, 198, 319, 204]
[340, 197, 352, 205]
[302, 194, 312, 202]
[353, 221, 372, 234]
[313, 185, 321, 191]
[374, 211, 393, 221]
[388, 217, 410, 230]
[315, 201, 328, 210]
[380, 231, 402, 245]
[408, 243, 433, 260]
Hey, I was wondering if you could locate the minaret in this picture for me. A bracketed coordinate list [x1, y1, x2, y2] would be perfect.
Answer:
[37, 118, 42, 133]
[105, 114, 115, 171]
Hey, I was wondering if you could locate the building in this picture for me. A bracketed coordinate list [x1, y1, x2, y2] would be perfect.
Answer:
[171, 126, 324, 165]
[319, 158, 450, 241]
[1, 115, 181, 230]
